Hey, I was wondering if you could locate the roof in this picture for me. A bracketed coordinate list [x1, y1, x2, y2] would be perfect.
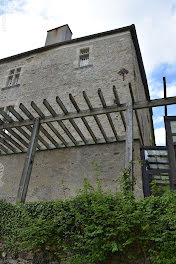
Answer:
[0, 24, 155, 142]
[0, 25, 148, 95]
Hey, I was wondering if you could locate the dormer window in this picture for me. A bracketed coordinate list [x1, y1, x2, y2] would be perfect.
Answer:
[79, 48, 89, 67]
[6, 67, 21, 87]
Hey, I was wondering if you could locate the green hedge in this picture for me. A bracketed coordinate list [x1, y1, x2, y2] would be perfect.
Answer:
[0, 182, 176, 264]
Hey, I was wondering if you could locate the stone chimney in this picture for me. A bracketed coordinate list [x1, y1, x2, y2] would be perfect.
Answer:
[45, 24, 72, 46]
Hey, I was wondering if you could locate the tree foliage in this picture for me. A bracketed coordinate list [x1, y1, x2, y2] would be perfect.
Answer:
[0, 181, 176, 264]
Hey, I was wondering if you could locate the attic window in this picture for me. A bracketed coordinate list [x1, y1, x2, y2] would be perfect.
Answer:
[7, 67, 21, 87]
[79, 48, 89, 67]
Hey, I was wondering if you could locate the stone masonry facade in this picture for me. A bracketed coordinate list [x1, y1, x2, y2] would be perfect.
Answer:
[0, 25, 153, 202]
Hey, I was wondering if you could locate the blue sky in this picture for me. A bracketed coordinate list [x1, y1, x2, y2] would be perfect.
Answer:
[150, 63, 176, 145]
[0, 0, 176, 145]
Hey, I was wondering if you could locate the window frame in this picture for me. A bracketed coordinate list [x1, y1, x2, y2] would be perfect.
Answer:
[6, 67, 21, 88]
[79, 48, 89, 67]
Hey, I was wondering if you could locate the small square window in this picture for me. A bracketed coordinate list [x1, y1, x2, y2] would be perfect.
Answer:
[6, 67, 21, 87]
[79, 48, 89, 67]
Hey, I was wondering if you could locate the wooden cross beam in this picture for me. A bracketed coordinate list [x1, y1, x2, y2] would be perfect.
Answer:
[0, 96, 176, 130]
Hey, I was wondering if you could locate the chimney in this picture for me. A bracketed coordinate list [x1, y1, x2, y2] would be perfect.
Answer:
[45, 24, 72, 46]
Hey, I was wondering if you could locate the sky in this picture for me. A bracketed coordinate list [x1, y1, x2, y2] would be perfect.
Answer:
[0, 0, 176, 145]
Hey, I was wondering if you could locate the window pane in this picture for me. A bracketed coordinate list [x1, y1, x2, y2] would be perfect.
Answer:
[80, 48, 89, 67]
[10, 69, 15, 75]
[80, 57, 89, 67]
[14, 74, 20, 85]
[80, 48, 89, 55]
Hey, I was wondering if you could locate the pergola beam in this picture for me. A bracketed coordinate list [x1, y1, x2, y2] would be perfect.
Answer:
[83, 91, 109, 143]
[113, 86, 126, 130]
[19, 103, 59, 148]
[55, 96, 87, 144]
[31, 101, 68, 147]
[0, 134, 140, 155]
[125, 102, 133, 190]
[7, 106, 42, 150]
[16, 118, 40, 203]
[0, 96, 175, 130]
[69, 93, 97, 143]
[129, 83, 144, 145]
[98, 88, 119, 141]
[41, 100, 78, 146]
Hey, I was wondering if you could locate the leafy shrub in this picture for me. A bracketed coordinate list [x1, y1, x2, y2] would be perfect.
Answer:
[0, 182, 176, 264]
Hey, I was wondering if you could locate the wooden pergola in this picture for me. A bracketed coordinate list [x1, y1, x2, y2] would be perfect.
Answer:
[0, 83, 176, 202]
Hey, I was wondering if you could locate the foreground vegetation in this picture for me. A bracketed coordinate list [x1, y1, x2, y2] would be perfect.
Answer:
[0, 180, 176, 264]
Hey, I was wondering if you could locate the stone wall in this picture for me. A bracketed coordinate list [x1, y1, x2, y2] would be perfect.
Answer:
[0, 31, 151, 141]
[0, 140, 143, 203]
[0, 30, 151, 202]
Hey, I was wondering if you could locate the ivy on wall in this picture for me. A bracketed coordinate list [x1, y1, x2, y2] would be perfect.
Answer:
[0, 180, 176, 264]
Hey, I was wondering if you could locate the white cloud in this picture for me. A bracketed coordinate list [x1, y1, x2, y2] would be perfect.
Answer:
[153, 116, 164, 124]
[154, 127, 166, 146]
[0, 0, 176, 77]
[148, 79, 163, 99]
[157, 82, 176, 98]
[0, 0, 175, 147]
[148, 79, 176, 99]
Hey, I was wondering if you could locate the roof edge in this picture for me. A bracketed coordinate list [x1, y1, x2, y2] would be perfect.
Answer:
[129, 24, 155, 144]
[0, 25, 133, 63]
[47, 24, 73, 34]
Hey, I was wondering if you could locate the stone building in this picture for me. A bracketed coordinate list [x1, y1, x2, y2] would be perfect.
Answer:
[0, 24, 154, 202]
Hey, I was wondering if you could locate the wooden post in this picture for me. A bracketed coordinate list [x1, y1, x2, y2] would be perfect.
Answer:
[165, 118, 176, 190]
[16, 118, 40, 203]
[163, 77, 167, 117]
[125, 102, 133, 190]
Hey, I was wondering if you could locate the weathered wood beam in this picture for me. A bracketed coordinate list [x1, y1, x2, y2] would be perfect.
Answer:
[7, 106, 43, 150]
[0, 130, 25, 152]
[69, 93, 97, 143]
[125, 102, 133, 191]
[19, 103, 59, 148]
[0, 108, 30, 147]
[0, 134, 140, 155]
[98, 88, 119, 141]
[163, 77, 167, 117]
[0, 96, 176, 130]
[83, 91, 109, 143]
[56, 96, 87, 144]
[140, 148, 150, 197]
[0, 142, 10, 154]
[16, 118, 40, 203]
[31, 101, 68, 147]
[129, 83, 144, 145]
[41, 100, 77, 146]
[113, 86, 126, 130]
[0, 136, 17, 153]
